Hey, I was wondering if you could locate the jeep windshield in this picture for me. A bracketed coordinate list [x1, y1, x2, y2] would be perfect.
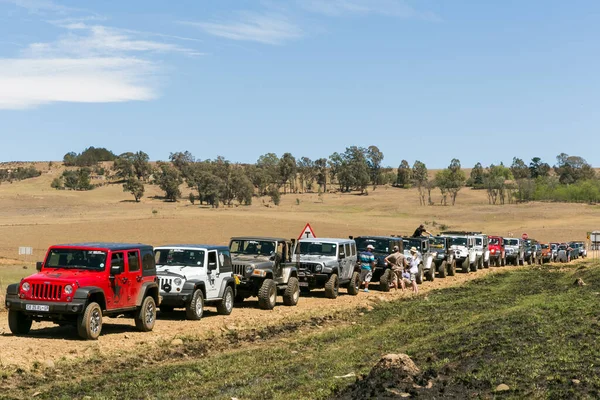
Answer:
[430, 237, 445, 249]
[155, 249, 205, 267]
[449, 237, 467, 247]
[230, 240, 276, 256]
[298, 242, 337, 256]
[504, 239, 519, 246]
[355, 238, 390, 253]
[45, 249, 107, 270]
[403, 238, 423, 251]
[541, 244, 549, 249]
[489, 237, 501, 245]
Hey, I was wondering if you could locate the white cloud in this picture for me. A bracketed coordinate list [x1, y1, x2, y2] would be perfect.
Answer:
[0, 58, 155, 109]
[299, 0, 439, 20]
[182, 12, 303, 45]
[2, 0, 81, 15]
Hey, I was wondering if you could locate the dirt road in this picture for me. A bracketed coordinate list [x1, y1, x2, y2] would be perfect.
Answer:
[0, 265, 519, 367]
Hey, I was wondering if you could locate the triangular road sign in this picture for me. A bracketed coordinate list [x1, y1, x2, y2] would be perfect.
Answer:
[298, 223, 317, 240]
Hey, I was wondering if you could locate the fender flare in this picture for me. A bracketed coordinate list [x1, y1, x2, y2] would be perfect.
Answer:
[218, 277, 236, 298]
[6, 283, 20, 296]
[182, 280, 206, 296]
[136, 282, 159, 306]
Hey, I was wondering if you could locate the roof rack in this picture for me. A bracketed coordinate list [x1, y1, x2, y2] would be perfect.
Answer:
[440, 231, 482, 235]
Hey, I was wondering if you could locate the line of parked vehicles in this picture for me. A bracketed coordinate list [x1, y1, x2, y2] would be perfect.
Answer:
[4, 233, 587, 340]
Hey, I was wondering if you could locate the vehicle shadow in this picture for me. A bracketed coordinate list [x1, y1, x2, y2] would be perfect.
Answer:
[5, 320, 143, 340]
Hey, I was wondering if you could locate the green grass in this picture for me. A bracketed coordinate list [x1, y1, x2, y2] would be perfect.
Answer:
[3, 263, 600, 399]
[0, 265, 31, 304]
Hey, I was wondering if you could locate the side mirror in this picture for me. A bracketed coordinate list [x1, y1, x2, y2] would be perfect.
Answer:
[110, 265, 123, 276]
[36, 261, 43, 271]
[208, 262, 217, 271]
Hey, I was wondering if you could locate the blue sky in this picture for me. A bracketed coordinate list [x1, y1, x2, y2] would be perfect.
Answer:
[0, 0, 599, 168]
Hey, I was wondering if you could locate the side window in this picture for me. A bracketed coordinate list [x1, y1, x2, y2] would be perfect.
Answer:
[220, 250, 232, 268]
[208, 251, 218, 267]
[351, 243, 356, 256]
[128, 250, 140, 272]
[142, 252, 155, 272]
[276, 242, 284, 259]
[342, 243, 348, 257]
[111, 252, 124, 269]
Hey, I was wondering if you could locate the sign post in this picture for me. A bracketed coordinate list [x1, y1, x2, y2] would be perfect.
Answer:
[298, 223, 317, 241]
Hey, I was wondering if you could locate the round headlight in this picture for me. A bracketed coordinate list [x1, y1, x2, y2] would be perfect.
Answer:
[22, 282, 30, 292]
[64, 284, 73, 295]
[315, 264, 323, 272]
[245, 265, 254, 274]
[174, 278, 182, 286]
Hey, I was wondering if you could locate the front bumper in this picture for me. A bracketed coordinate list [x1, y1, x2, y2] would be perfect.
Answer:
[298, 271, 329, 288]
[6, 294, 86, 317]
[159, 291, 193, 306]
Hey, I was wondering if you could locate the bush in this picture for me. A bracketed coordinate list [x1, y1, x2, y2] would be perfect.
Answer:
[269, 187, 281, 206]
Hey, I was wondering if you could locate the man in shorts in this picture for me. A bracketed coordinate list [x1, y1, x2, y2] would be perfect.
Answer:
[360, 244, 376, 292]
[407, 246, 421, 295]
[384, 245, 407, 290]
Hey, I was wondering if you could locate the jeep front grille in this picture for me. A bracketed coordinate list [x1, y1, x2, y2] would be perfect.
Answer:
[159, 277, 172, 291]
[299, 262, 320, 273]
[31, 283, 63, 301]
[233, 264, 246, 276]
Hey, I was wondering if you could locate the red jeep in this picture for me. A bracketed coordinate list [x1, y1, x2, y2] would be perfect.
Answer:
[487, 236, 506, 267]
[5, 243, 159, 340]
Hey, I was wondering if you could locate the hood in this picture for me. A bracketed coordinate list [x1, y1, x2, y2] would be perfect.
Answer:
[156, 265, 187, 279]
[232, 254, 271, 263]
[26, 269, 104, 285]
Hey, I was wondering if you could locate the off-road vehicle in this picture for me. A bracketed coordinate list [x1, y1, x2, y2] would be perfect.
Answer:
[5, 243, 159, 340]
[229, 237, 299, 310]
[295, 238, 360, 298]
[523, 239, 542, 265]
[488, 236, 506, 267]
[540, 243, 554, 263]
[556, 243, 576, 263]
[429, 236, 457, 278]
[504, 238, 525, 266]
[473, 234, 490, 268]
[402, 237, 435, 283]
[155, 245, 236, 320]
[439, 232, 478, 273]
[569, 241, 587, 258]
[353, 236, 403, 292]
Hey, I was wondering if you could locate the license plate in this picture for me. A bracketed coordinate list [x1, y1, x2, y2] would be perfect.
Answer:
[26, 304, 49, 312]
[299, 282, 309, 287]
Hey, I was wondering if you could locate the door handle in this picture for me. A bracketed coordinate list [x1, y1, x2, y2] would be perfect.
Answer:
[121, 277, 129, 284]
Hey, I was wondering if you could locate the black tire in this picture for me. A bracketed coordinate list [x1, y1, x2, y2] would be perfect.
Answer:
[519, 257, 524, 266]
[324, 274, 339, 299]
[415, 265, 424, 284]
[478, 256, 484, 270]
[217, 286, 234, 315]
[438, 261, 447, 278]
[526, 256, 532, 265]
[347, 271, 361, 295]
[159, 305, 174, 313]
[483, 258, 490, 268]
[501, 257, 506, 266]
[185, 289, 204, 320]
[77, 302, 102, 340]
[258, 279, 277, 309]
[461, 258, 470, 273]
[283, 277, 300, 306]
[448, 260, 456, 276]
[8, 310, 32, 335]
[426, 265, 435, 281]
[135, 296, 156, 332]
[379, 269, 394, 292]
[471, 259, 478, 272]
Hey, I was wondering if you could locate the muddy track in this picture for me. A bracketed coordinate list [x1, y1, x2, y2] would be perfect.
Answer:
[0, 265, 522, 367]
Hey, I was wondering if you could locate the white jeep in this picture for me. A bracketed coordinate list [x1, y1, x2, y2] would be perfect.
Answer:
[440, 233, 478, 273]
[155, 245, 236, 320]
[473, 234, 490, 269]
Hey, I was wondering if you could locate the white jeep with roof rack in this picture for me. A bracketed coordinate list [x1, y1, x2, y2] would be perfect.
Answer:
[440, 232, 478, 273]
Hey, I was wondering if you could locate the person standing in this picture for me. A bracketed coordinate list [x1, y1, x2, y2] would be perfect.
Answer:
[407, 246, 421, 295]
[360, 244, 376, 292]
[384, 245, 407, 290]
[412, 224, 432, 238]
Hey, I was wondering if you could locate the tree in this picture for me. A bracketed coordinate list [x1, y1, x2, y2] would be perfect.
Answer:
[156, 163, 182, 201]
[315, 158, 328, 193]
[511, 157, 532, 201]
[328, 152, 343, 189]
[257, 153, 280, 187]
[278, 153, 297, 194]
[337, 146, 370, 193]
[113, 152, 136, 181]
[482, 164, 512, 205]
[412, 161, 428, 205]
[51, 177, 64, 190]
[231, 168, 254, 205]
[123, 178, 144, 202]
[436, 159, 466, 205]
[529, 157, 550, 178]
[366, 145, 384, 189]
[469, 162, 484, 188]
[268, 186, 281, 205]
[396, 160, 411, 188]
[554, 153, 595, 184]
[63, 152, 78, 166]
[132, 151, 151, 181]
[297, 157, 315, 192]
[169, 151, 195, 175]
